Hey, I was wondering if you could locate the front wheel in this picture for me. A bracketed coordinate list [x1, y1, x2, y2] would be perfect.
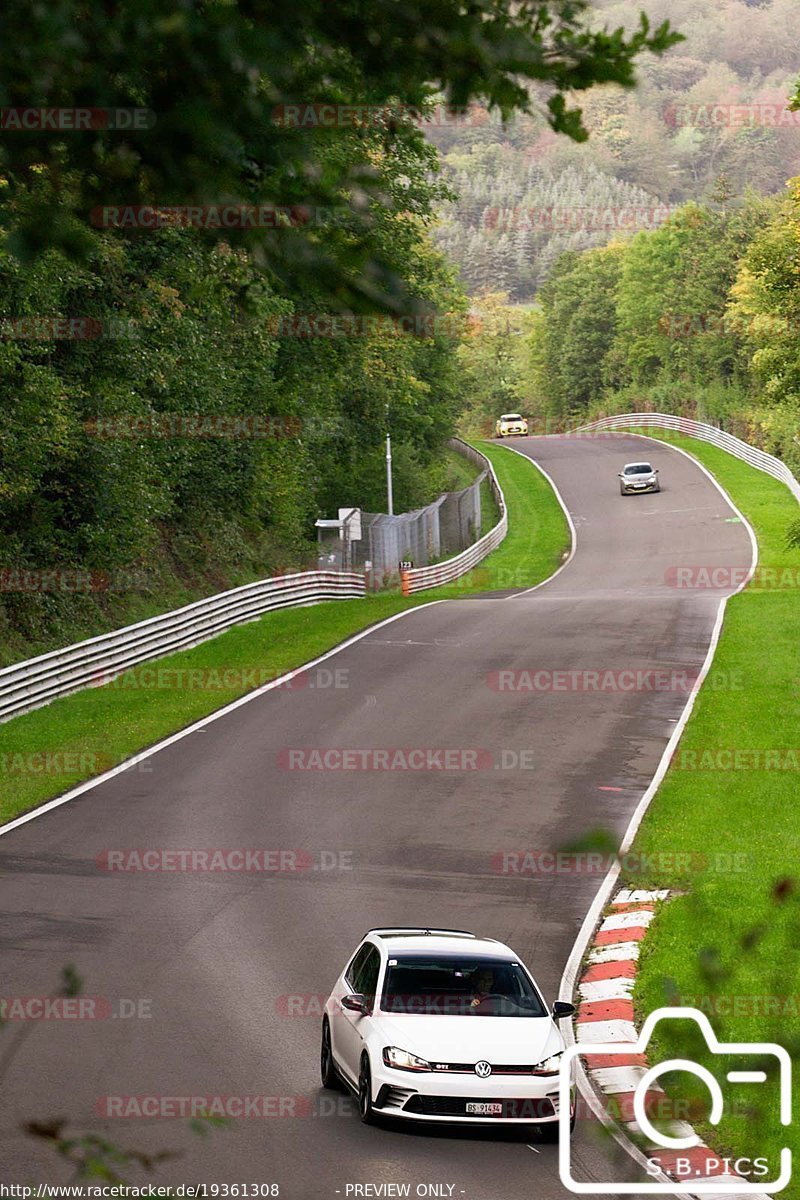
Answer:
[320, 1018, 340, 1090]
[358, 1054, 376, 1124]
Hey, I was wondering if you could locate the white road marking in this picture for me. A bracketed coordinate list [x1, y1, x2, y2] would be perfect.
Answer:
[576, 1018, 639, 1043]
[613, 888, 670, 905]
[579, 977, 635, 1003]
[638, 506, 719, 516]
[587, 942, 641, 964]
[600, 909, 655, 932]
[590, 1065, 649, 1093]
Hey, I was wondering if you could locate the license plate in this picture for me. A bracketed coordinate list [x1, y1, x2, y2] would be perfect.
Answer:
[466, 1102, 503, 1115]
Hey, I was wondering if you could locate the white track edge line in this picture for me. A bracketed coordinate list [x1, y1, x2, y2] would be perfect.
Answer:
[558, 429, 760, 1200]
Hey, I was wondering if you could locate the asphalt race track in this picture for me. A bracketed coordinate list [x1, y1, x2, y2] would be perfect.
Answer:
[0, 434, 753, 1198]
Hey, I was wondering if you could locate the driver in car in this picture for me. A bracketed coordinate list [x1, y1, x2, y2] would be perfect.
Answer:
[469, 968, 495, 1008]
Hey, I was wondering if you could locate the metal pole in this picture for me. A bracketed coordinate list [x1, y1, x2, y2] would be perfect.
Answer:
[386, 433, 394, 516]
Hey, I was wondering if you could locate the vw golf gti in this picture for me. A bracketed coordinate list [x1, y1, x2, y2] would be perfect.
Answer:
[321, 928, 576, 1135]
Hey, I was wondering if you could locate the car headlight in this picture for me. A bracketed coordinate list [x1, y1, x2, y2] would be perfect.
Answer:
[382, 1046, 433, 1072]
[531, 1052, 563, 1076]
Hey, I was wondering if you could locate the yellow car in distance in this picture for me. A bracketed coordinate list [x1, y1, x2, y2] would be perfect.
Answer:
[495, 413, 528, 438]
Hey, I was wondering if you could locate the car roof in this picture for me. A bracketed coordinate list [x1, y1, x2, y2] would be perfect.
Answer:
[623, 461, 653, 469]
[500, 413, 523, 419]
[363, 929, 516, 958]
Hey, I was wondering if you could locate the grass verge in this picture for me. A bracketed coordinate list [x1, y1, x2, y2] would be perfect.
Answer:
[621, 433, 800, 1191]
[0, 438, 568, 826]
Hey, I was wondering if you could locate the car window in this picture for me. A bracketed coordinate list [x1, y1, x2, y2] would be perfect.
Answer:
[353, 945, 381, 1005]
[345, 945, 370, 989]
[380, 954, 547, 1017]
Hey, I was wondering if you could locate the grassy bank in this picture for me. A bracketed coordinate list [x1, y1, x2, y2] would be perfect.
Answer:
[622, 433, 800, 1190]
[0, 439, 569, 826]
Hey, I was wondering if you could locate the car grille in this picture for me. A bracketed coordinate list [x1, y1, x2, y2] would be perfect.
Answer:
[431, 1062, 540, 1074]
[404, 1095, 557, 1119]
[377, 1085, 417, 1112]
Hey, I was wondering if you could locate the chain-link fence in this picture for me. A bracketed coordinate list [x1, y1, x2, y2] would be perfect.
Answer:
[315, 440, 491, 583]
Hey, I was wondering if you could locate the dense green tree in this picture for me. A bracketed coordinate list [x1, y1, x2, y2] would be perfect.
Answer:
[0, 0, 679, 309]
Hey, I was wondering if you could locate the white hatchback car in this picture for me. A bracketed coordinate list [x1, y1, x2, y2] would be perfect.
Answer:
[495, 413, 528, 437]
[321, 928, 576, 1136]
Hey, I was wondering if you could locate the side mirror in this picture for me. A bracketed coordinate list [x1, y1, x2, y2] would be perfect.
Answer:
[654, 468, 659, 474]
[618, 472, 624, 478]
[552, 1001, 575, 1020]
[342, 993, 370, 1015]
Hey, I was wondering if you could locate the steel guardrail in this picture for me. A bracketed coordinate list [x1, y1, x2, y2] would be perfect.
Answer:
[400, 439, 508, 594]
[0, 570, 365, 723]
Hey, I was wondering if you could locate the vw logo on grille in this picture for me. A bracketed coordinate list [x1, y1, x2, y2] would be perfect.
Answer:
[474, 1060, 492, 1078]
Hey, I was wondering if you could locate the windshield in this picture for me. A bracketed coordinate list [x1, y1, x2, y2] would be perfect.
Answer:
[501, 414, 523, 422]
[623, 463, 654, 475]
[380, 954, 548, 1017]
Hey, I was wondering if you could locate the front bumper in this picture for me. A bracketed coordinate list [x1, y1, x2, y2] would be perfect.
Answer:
[622, 480, 658, 493]
[499, 427, 527, 437]
[372, 1067, 572, 1125]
